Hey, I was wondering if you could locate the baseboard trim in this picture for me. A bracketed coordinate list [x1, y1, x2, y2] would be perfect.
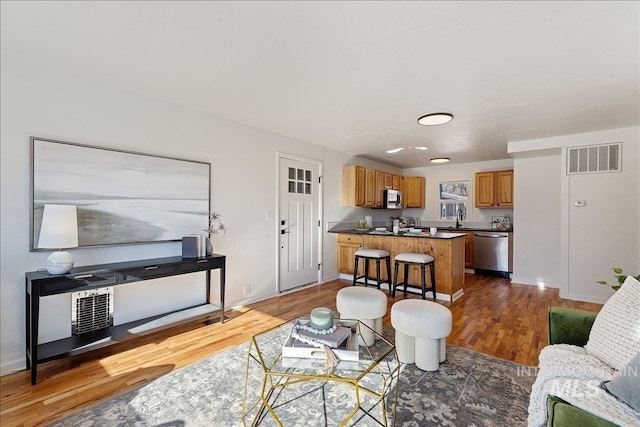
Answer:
[1, 352, 25, 376]
[562, 292, 609, 304]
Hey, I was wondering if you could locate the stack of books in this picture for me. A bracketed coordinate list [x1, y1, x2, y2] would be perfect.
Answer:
[293, 326, 352, 349]
[282, 319, 360, 361]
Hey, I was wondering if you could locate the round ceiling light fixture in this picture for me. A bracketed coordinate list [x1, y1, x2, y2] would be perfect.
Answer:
[430, 157, 451, 164]
[417, 113, 453, 126]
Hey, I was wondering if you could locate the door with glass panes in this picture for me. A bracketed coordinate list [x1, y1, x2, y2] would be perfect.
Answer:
[279, 156, 320, 292]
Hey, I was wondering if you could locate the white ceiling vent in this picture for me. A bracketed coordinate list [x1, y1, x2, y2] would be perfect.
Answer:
[567, 143, 621, 175]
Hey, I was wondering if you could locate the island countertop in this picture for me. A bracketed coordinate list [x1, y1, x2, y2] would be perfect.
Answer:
[328, 229, 465, 239]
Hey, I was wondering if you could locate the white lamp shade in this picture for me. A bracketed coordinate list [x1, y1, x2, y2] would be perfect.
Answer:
[38, 204, 79, 249]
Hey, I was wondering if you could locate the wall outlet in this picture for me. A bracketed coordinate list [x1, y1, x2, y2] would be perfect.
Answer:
[243, 284, 251, 296]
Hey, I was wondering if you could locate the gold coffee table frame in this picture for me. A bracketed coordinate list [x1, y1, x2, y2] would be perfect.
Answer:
[242, 319, 399, 426]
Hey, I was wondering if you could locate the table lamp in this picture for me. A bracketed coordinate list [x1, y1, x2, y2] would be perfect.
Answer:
[38, 204, 79, 274]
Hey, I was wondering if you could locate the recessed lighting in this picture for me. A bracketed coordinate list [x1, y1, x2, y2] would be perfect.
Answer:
[430, 157, 451, 163]
[414, 146, 428, 150]
[386, 147, 404, 154]
[417, 113, 453, 126]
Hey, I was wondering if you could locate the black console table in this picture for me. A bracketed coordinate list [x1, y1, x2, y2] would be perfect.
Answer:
[25, 254, 226, 385]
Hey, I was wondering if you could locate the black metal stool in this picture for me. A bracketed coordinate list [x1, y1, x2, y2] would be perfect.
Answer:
[353, 249, 392, 290]
[392, 252, 436, 299]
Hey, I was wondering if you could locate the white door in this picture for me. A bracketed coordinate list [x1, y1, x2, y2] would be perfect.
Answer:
[279, 156, 321, 292]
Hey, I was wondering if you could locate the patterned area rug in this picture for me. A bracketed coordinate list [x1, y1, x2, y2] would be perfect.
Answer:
[48, 324, 535, 426]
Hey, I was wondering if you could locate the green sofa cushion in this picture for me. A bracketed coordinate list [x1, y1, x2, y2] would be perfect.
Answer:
[547, 395, 619, 427]
[548, 307, 597, 346]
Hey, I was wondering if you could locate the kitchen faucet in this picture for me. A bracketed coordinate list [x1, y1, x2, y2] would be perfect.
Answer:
[455, 209, 464, 228]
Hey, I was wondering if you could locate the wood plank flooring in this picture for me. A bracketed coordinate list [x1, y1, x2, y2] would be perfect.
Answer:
[0, 274, 602, 426]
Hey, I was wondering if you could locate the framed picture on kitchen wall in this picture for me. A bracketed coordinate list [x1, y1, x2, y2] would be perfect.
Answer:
[30, 137, 211, 250]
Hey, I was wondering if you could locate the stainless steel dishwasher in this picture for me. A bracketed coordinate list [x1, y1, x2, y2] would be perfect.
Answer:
[473, 231, 512, 273]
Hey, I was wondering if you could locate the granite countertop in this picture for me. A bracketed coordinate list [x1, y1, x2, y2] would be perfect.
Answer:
[435, 227, 513, 233]
[330, 229, 465, 239]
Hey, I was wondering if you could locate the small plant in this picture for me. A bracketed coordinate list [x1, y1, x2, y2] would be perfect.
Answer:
[597, 267, 640, 291]
[203, 211, 226, 237]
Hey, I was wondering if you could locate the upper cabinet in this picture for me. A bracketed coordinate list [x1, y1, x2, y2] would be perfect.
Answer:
[386, 173, 402, 190]
[475, 170, 514, 208]
[342, 165, 366, 206]
[364, 168, 376, 207]
[392, 174, 401, 190]
[342, 165, 420, 208]
[404, 176, 426, 208]
[372, 170, 383, 208]
[342, 165, 387, 208]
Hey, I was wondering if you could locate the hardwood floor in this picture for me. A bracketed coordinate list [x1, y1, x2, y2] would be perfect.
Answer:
[0, 274, 602, 426]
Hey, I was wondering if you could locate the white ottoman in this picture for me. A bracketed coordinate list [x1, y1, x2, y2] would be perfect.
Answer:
[336, 286, 387, 346]
[391, 299, 452, 371]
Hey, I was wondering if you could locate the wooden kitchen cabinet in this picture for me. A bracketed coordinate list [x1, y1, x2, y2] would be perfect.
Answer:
[404, 176, 426, 208]
[337, 234, 364, 274]
[496, 170, 514, 207]
[364, 168, 376, 207]
[475, 170, 513, 208]
[463, 232, 474, 268]
[342, 165, 366, 206]
[342, 165, 410, 208]
[384, 173, 393, 189]
[392, 174, 401, 190]
[342, 164, 386, 208]
[374, 170, 385, 207]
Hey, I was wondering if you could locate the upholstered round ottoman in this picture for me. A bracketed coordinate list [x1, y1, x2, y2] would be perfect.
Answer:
[391, 299, 452, 371]
[336, 286, 387, 346]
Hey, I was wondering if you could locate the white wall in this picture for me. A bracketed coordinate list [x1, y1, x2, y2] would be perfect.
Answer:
[509, 127, 640, 302]
[511, 149, 562, 288]
[402, 159, 514, 226]
[0, 53, 393, 374]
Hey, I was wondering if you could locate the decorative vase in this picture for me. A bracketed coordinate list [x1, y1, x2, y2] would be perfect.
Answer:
[205, 237, 213, 256]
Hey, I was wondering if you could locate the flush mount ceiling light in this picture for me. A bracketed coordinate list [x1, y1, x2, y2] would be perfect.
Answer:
[430, 157, 451, 163]
[386, 147, 404, 153]
[417, 113, 454, 126]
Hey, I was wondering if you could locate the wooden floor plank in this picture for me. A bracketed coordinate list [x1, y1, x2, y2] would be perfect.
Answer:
[0, 274, 602, 426]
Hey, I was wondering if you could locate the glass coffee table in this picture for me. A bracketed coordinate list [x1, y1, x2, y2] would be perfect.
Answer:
[242, 319, 399, 426]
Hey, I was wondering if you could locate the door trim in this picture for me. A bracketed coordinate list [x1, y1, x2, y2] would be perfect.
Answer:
[276, 152, 323, 293]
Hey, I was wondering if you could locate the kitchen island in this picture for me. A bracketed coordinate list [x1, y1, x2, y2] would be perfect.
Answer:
[331, 229, 465, 301]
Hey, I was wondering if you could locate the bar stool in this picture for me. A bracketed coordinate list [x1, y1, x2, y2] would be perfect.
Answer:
[392, 253, 436, 300]
[353, 249, 391, 290]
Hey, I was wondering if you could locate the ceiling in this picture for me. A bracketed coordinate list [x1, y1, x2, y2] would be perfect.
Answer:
[1, 1, 638, 168]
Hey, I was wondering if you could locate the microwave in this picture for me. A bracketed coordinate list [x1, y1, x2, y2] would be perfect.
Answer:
[383, 189, 403, 209]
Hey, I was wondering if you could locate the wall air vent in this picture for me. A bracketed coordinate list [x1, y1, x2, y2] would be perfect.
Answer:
[71, 287, 114, 335]
[567, 142, 621, 175]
